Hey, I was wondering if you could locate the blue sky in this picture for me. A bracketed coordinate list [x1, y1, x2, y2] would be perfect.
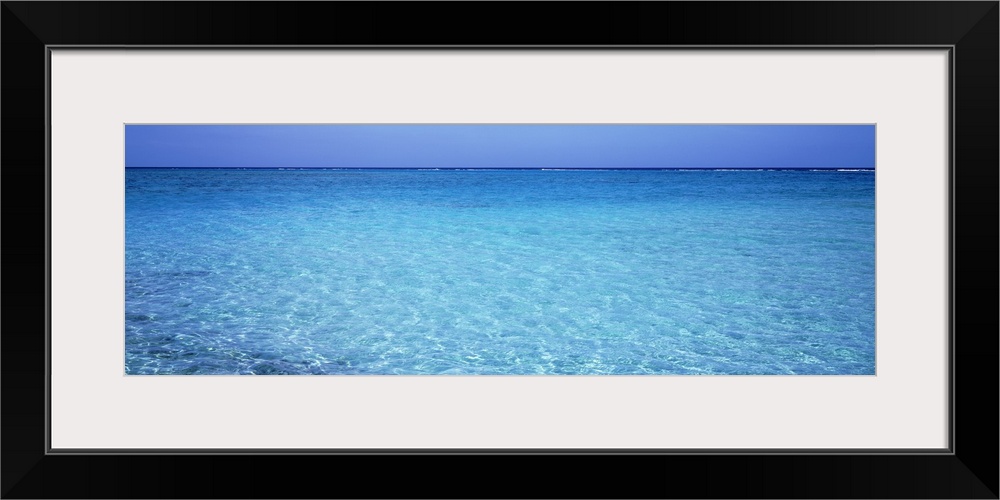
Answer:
[125, 124, 875, 169]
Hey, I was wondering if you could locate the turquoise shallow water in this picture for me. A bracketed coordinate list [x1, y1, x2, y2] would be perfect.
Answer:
[125, 169, 875, 375]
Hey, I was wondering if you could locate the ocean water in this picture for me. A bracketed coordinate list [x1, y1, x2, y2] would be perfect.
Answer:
[125, 169, 875, 375]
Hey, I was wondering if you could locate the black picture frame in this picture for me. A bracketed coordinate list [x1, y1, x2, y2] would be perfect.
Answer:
[3, 2, 996, 498]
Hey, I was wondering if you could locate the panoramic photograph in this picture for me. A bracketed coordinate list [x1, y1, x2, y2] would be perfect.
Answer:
[125, 124, 875, 375]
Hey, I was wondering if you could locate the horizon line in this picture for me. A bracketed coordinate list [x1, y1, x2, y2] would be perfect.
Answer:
[125, 166, 876, 171]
